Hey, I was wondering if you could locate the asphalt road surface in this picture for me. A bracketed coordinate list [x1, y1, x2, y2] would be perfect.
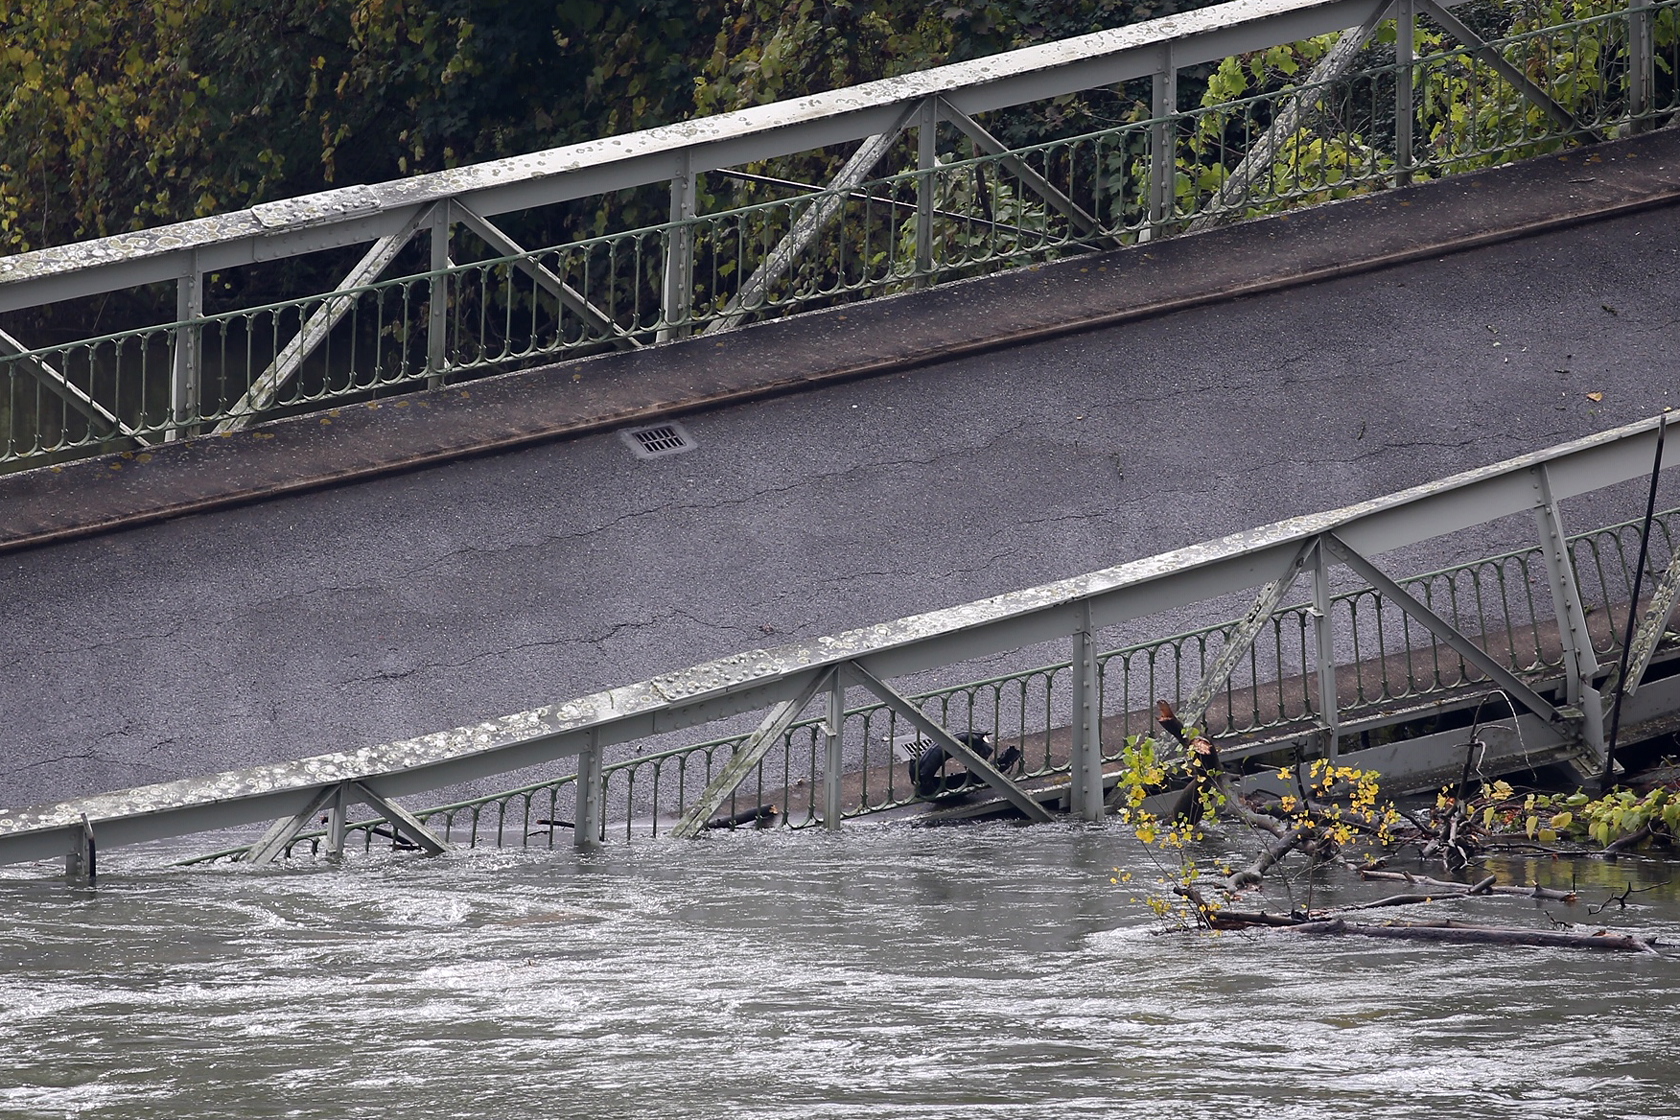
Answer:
[2, 205, 1676, 810]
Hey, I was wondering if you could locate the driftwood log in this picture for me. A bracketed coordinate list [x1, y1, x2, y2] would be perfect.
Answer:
[1359, 868, 1577, 902]
[1202, 907, 1657, 953]
[1292, 917, 1658, 954]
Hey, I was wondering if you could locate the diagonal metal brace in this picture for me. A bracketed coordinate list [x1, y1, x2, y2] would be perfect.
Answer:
[1416, 0, 1607, 143]
[1178, 539, 1315, 735]
[241, 785, 341, 863]
[0, 326, 151, 446]
[1187, 0, 1392, 232]
[214, 203, 437, 434]
[1616, 542, 1680, 698]
[670, 667, 837, 839]
[847, 661, 1054, 823]
[351, 781, 450, 855]
[453, 204, 640, 351]
[702, 107, 915, 336]
[936, 97, 1116, 248]
[1323, 533, 1564, 724]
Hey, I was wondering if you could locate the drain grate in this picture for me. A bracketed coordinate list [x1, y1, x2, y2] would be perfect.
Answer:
[619, 421, 696, 460]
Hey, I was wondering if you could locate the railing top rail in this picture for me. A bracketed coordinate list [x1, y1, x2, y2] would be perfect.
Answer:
[0, 0, 1428, 312]
[0, 412, 1670, 864]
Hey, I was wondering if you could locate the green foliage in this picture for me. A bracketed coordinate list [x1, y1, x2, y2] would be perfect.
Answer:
[0, 0, 726, 255]
[1113, 739, 1398, 929]
[1, 0, 1233, 258]
[1476, 782, 1680, 849]
[1168, 0, 1680, 224]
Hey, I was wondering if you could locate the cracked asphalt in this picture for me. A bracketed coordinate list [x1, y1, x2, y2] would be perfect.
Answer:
[2, 205, 1677, 810]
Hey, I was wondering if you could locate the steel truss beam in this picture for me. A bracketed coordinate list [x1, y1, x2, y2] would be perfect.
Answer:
[847, 662, 1054, 824]
[241, 785, 341, 863]
[1415, 0, 1607, 143]
[452, 205, 638, 350]
[66, 815, 96, 885]
[352, 781, 450, 855]
[0, 0, 1475, 313]
[703, 114, 914, 335]
[669, 668, 838, 838]
[1622, 551, 1680, 698]
[1176, 540, 1316, 737]
[241, 781, 448, 863]
[1187, 0, 1394, 231]
[213, 204, 436, 434]
[936, 97, 1115, 248]
[1322, 533, 1565, 725]
[0, 326, 151, 447]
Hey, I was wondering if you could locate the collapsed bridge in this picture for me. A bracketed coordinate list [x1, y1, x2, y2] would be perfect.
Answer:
[1, 415, 1675, 878]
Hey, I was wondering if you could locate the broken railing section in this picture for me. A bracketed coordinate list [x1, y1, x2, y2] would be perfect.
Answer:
[668, 662, 1056, 839]
[241, 781, 450, 863]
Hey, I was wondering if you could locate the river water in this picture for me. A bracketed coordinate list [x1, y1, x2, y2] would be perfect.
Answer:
[4, 824, 1680, 1119]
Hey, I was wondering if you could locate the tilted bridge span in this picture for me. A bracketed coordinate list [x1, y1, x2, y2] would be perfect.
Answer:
[0, 416, 1676, 878]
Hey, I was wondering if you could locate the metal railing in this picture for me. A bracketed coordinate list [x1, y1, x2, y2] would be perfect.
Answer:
[183, 497, 1679, 862]
[2, 0, 1675, 466]
[2, 401, 1676, 876]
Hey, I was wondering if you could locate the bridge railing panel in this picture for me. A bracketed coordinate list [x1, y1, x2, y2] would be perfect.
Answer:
[3, 0, 1677, 468]
[201, 502, 1679, 863]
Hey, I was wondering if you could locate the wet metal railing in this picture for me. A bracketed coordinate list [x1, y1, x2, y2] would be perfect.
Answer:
[2, 415, 1676, 876]
[187, 496, 1680, 862]
[2, 0, 1675, 466]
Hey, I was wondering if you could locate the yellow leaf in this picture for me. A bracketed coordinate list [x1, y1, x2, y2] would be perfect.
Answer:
[1586, 391, 1604, 401]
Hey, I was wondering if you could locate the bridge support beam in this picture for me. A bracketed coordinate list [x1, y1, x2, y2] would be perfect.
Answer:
[66, 815, 96, 886]
[242, 786, 341, 864]
[1531, 465, 1607, 762]
[215, 203, 437, 434]
[575, 731, 605, 850]
[351, 782, 449, 856]
[242, 781, 448, 863]
[1146, 50, 1178, 236]
[1311, 543, 1342, 760]
[453, 205, 638, 353]
[0, 326, 150, 447]
[671, 668, 837, 839]
[1622, 549, 1680, 699]
[324, 784, 349, 860]
[1177, 540, 1314, 738]
[1395, 0, 1416, 185]
[848, 662, 1054, 824]
[704, 111, 913, 335]
[1188, 0, 1393, 231]
[1416, 0, 1606, 143]
[659, 152, 697, 342]
[1323, 534, 1565, 727]
[1069, 603, 1104, 821]
[823, 668, 847, 830]
[169, 254, 201, 441]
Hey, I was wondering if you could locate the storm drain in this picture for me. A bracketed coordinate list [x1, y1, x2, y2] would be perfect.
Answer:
[619, 421, 696, 460]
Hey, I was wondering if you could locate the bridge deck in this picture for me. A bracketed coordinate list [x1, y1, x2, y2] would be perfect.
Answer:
[1, 128, 1675, 556]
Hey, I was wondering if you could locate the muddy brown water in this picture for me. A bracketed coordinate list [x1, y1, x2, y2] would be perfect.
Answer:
[4, 825, 1680, 1119]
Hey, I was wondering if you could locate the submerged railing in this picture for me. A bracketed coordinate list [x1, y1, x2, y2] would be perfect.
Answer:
[2, 416, 1676, 878]
[1, 0, 1676, 466]
[189, 500, 1680, 862]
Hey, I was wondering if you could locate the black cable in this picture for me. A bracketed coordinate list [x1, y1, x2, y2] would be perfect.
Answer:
[1601, 414, 1670, 792]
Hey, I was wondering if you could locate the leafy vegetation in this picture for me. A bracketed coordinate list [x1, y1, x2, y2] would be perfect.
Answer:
[0, 0, 1230, 258]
